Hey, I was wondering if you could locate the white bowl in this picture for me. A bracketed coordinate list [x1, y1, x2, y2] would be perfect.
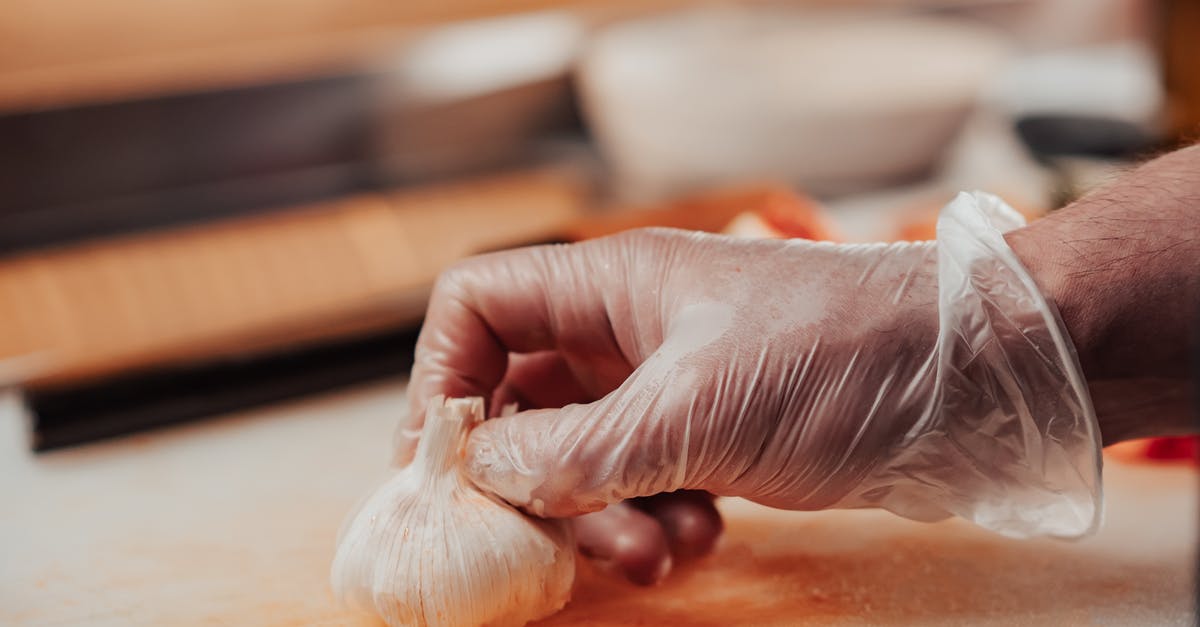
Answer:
[578, 8, 1013, 200]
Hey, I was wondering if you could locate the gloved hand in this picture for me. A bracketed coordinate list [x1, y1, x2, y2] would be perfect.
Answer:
[397, 192, 1102, 583]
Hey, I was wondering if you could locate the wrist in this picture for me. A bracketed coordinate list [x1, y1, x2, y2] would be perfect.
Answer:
[1004, 222, 1103, 377]
[1012, 221, 1196, 444]
[1004, 150, 1200, 445]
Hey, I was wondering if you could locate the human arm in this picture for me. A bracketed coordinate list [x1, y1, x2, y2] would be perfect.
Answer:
[1007, 144, 1200, 444]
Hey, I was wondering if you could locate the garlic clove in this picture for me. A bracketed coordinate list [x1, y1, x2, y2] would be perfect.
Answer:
[332, 396, 575, 627]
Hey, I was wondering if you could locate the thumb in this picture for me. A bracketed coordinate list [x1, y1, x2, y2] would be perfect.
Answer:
[465, 366, 697, 518]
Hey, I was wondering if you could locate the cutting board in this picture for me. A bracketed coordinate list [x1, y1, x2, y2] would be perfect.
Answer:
[0, 383, 1194, 626]
[0, 168, 586, 389]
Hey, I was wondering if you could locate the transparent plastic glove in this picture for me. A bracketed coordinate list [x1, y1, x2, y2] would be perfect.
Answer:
[400, 191, 1102, 547]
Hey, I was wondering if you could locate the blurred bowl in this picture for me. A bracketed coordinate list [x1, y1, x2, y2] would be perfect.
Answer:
[372, 11, 584, 182]
[578, 8, 1012, 200]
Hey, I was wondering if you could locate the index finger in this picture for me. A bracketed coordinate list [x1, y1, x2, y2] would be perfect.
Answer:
[395, 241, 631, 465]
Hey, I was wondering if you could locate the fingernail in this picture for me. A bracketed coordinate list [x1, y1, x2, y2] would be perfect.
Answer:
[465, 433, 499, 489]
[466, 431, 536, 509]
[650, 553, 673, 585]
[629, 551, 673, 586]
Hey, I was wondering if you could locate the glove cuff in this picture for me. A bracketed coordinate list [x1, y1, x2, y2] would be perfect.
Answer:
[844, 191, 1103, 539]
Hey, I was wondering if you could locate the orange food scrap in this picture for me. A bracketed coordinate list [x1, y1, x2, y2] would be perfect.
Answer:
[1106, 437, 1199, 466]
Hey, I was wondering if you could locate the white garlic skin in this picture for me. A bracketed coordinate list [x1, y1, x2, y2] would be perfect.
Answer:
[331, 396, 575, 627]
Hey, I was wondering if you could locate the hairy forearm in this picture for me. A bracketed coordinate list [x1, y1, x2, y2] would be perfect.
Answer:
[1007, 144, 1200, 445]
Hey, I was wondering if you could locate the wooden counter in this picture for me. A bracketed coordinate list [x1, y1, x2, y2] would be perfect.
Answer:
[0, 169, 585, 389]
[0, 0, 704, 112]
[1, 382, 1194, 625]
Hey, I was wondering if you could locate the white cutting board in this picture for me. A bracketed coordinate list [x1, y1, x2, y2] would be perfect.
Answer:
[1, 383, 1194, 626]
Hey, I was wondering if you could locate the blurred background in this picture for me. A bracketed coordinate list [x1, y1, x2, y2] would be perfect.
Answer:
[0, 0, 1197, 451]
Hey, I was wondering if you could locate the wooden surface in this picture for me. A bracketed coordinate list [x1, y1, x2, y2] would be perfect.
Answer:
[1163, 0, 1200, 138]
[1, 382, 1195, 626]
[0, 169, 585, 388]
[0, 0, 695, 112]
[0, 0, 549, 110]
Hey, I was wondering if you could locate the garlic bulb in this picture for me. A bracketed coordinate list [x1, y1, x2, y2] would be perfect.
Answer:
[331, 396, 575, 627]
